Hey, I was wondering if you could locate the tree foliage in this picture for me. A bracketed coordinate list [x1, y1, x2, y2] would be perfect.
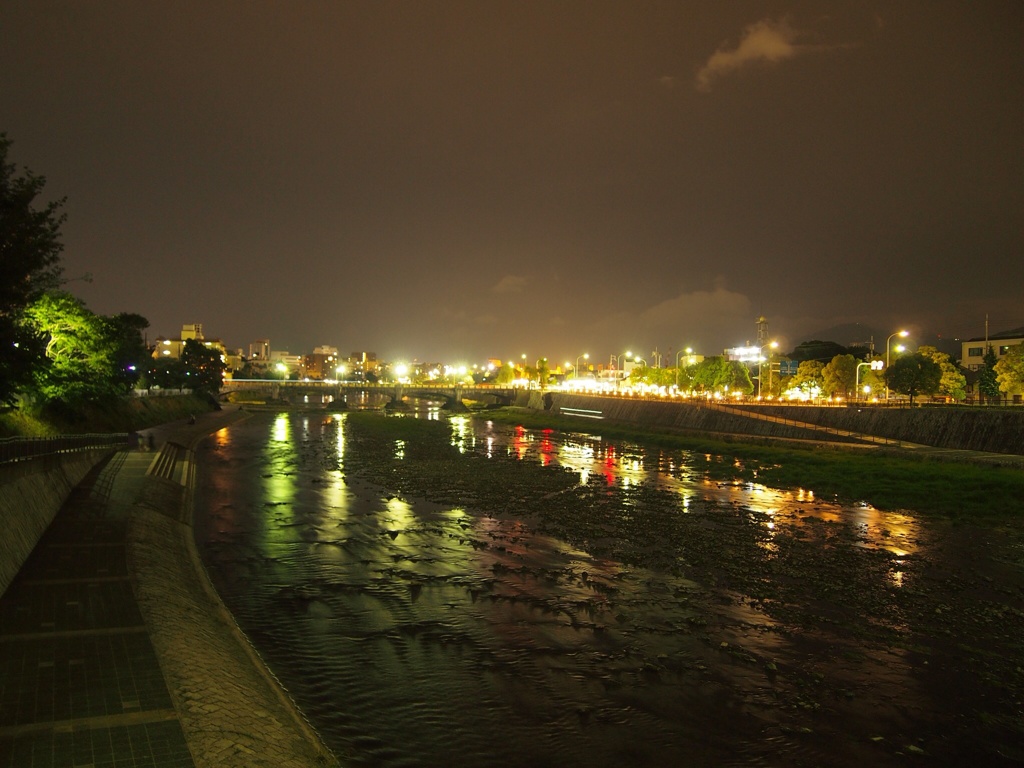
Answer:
[994, 343, 1024, 395]
[180, 338, 226, 394]
[917, 345, 967, 401]
[0, 134, 66, 405]
[20, 292, 148, 404]
[789, 340, 860, 363]
[978, 347, 1001, 402]
[788, 361, 825, 396]
[689, 356, 753, 395]
[494, 363, 515, 385]
[885, 353, 941, 405]
[821, 354, 858, 398]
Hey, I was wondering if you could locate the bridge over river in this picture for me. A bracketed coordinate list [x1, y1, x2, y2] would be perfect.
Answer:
[220, 379, 519, 409]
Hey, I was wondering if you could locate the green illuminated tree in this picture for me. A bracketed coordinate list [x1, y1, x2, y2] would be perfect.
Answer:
[21, 292, 142, 404]
[690, 356, 753, 395]
[495, 362, 515, 385]
[917, 345, 967, 401]
[788, 360, 825, 397]
[821, 354, 858, 398]
[0, 134, 66, 406]
[994, 343, 1024, 395]
[885, 353, 941, 405]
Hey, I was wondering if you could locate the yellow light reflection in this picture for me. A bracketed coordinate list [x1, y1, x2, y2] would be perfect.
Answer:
[273, 413, 289, 443]
[333, 413, 346, 461]
[213, 427, 231, 448]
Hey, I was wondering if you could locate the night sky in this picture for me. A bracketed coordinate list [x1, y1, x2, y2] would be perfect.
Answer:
[2, 2, 1020, 364]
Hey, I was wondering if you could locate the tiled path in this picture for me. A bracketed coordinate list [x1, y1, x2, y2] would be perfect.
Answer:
[0, 449, 194, 768]
[1, 412, 339, 768]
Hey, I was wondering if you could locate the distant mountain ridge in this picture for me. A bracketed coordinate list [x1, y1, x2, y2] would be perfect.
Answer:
[798, 322, 961, 360]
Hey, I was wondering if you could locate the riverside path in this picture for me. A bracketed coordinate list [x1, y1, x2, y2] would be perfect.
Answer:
[0, 408, 338, 768]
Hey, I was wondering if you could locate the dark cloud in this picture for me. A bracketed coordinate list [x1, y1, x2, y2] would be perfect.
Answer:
[1, 1, 1020, 362]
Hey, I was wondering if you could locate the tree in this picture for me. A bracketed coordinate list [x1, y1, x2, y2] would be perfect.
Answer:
[821, 354, 858, 398]
[857, 366, 884, 400]
[918, 345, 967, 401]
[20, 292, 141, 404]
[147, 357, 189, 390]
[885, 353, 941, 405]
[181, 338, 226, 394]
[787, 360, 825, 398]
[790, 340, 852, 362]
[630, 365, 680, 389]
[690, 356, 753, 395]
[494, 362, 515, 385]
[994, 343, 1024, 396]
[978, 347, 1001, 403]
[0, 134, 66, 405]
[536, 358, 550, 388]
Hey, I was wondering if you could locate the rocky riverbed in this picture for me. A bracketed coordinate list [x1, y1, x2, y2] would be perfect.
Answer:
[195, 410, 1024, 767]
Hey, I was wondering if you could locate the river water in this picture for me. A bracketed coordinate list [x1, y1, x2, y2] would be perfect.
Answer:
[192, 408, 1004, 767]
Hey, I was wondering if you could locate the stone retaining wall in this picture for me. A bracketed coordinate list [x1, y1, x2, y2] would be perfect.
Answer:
[514, 391, 1024, 455]
[542, 393, 860, 443]
[0, 449, 111, 598]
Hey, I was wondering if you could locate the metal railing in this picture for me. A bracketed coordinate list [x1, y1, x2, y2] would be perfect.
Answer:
[0, 433, 131, 465]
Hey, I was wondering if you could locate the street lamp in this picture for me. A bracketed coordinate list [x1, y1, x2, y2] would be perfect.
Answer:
[575, 353, 589, 379]
[885, 330, 909, 401]
[675, 347, 693, 389]
[757, 341, 778, 399]
[857, 360, 884, 401]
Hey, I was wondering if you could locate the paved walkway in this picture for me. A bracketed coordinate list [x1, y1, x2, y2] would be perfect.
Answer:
[0, 409, 339, 768]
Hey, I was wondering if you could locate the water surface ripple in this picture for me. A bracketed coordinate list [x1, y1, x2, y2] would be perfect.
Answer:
[194, 411, 1024, 767]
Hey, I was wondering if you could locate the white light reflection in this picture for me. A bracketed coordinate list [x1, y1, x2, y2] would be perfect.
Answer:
[450, 416, 470, 454]
[394, 439, 406, 460]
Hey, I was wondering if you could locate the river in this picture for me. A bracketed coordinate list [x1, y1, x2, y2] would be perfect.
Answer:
[192, 408, 1023, 767]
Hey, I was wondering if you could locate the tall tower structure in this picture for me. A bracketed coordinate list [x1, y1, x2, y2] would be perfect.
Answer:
[756, 315, 769, 348]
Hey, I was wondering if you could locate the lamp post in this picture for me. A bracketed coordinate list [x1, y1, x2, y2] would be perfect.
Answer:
[611, 351, 633, 389]
[675, 347, 693, 389]
[757, 341, 778, 399]
[884, 330, 909, 401]
[575, 353, 589, 379]
[856, 360, 884, 401]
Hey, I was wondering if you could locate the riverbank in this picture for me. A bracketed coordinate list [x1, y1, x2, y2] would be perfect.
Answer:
[0, 394, 218, 437]
[480, 408, 1024, 520]
[0, 408, 339, 768]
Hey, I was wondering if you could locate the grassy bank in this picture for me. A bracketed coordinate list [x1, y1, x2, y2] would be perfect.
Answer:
[0, 395, 217, 437]
[476, 408, 1024, 520]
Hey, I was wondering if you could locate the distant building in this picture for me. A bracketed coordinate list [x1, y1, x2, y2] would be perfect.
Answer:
[302, 347, 343, 380]
[153, 323, 227, 362]
[269, 351, 302, 377]
[961, 327, 1024, 370]
[249, 339, 270, 361]
[347, 351, 379, 379]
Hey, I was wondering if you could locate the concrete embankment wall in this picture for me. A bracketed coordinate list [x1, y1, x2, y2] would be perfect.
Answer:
[749, 405, 1024, 455]
[517, 392, 860, 444]
[0, 449, 111, 597]
[513, 391, 1024, 455]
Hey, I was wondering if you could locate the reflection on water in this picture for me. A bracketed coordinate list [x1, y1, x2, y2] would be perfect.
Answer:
[194, 412, 927, 768]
